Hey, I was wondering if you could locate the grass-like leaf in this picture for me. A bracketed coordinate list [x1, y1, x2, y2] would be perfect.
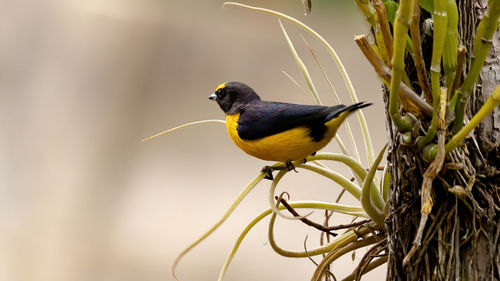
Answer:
[279, 19, 322, 105]
[361, 144, 387, 226]
[311, 235, 384, 281]
[172, 172, 267, 279]
[217, 201, 366, 281]
[301, 36, 362, 163]
[307, 153, 384, 209]
[269, 217, 373, 259]
[142, 119, 225, 142]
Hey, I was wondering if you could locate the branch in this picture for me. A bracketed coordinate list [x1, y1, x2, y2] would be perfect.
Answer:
[276, 196, 371, 235]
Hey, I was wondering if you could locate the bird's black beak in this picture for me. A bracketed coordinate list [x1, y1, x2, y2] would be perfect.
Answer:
[208, 93, 217, 101]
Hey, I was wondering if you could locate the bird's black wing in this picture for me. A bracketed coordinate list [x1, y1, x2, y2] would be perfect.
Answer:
[236, 101, 346, 141]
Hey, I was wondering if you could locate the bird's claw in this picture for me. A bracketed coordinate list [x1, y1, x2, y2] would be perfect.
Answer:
[261, 161, 299, 180]
[285, 161, 298, 173]
[261, 166, 275, 180]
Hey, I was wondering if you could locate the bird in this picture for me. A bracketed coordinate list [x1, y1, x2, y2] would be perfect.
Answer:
[209, 81, 371, 179]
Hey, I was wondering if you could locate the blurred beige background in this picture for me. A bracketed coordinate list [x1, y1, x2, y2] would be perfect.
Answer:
[0, 0, 388, 280]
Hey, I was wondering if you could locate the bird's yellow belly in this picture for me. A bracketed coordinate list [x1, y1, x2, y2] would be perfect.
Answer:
[225, 113, 336, 162]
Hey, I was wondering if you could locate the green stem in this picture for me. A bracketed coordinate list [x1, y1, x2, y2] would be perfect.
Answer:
[418, 0, 448, 150]
[443, 0, 458, 88]
[454, 0, 500, 132]
[389, 0, 415, 132]
[353, 0, 377, 27]
[446, 82, 500, 153]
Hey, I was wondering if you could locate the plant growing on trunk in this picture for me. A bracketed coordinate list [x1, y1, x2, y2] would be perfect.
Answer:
[145, 1, 500, 280]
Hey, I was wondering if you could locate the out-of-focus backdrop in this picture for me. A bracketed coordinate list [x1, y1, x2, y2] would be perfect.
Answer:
[0, 0, 388, 280]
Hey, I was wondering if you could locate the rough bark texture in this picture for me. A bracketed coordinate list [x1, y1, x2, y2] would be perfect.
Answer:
[385, 0, 500, 280]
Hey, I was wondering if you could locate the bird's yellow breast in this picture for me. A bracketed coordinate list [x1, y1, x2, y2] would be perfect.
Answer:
[225, 113, 343, 162]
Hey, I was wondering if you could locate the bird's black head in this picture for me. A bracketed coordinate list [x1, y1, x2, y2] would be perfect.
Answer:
[208, 82, 261, 114]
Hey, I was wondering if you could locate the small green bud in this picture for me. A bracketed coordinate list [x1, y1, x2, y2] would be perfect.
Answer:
[423, 143, 438, 162]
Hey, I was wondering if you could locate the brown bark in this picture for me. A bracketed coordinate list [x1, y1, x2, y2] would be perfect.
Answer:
[385, 0, 500, 280]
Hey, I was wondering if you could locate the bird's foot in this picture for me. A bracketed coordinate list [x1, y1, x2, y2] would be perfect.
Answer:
[261, 161, 298, 180]
[261, 166, 275, 180]
[285, 161, 298, 173]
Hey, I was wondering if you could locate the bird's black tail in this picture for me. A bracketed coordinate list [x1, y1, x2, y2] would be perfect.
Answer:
[326, 102, 372, 120]
[345, 101, 372, 112]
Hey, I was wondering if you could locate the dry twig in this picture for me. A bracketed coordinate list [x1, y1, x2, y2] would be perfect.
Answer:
[409, 0, 432, 103]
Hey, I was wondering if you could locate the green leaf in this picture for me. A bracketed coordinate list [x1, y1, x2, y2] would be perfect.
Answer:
[420, 0, 434, 13]
[384, 0, 398, 24]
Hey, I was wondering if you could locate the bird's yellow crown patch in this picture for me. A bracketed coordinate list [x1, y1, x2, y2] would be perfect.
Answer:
[215, 82, 228, 92]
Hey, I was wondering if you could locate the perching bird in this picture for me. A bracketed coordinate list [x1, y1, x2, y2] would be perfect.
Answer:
[209, 81, 370, 179]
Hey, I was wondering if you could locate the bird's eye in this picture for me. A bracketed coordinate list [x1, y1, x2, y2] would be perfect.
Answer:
[216, 89, 224, 98]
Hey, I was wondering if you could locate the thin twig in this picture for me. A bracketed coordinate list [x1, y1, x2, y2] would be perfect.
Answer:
[335, 188, 347, 204]
[277, 196, 370, 234]
[276, 196, 336, 236]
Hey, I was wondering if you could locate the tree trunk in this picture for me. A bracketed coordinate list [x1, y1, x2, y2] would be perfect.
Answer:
[385, 0, 500, 280]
